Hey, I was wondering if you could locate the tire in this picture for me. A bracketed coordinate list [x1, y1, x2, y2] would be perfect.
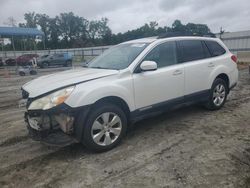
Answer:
[19, 71, 25, 76]
[42, 62, 49, 68]
[30, 70, 37, 75]
[205, 78, 228, 110]
[82, 103, 127, 152]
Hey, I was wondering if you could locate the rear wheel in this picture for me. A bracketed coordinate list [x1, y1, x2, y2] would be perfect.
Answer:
[19, 71, 25, 76]
[82, 103, 127, 152]
[42, 62, 49, 68]
[205, 78, 228, 110]
[30, 70, 37, 75]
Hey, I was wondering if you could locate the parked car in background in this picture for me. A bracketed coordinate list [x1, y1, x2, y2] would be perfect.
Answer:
[5, 54, 38, 66]
[5, 58, 16, 66]
[16, 54, 39, 66]
[22, 35, 238, 152]
[0, 58, 3, 67]
[37, 53, 72, 68]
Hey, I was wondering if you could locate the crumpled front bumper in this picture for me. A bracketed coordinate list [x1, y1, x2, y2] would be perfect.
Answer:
[26, 117, 76, 146]
[24, 103, 83, 146]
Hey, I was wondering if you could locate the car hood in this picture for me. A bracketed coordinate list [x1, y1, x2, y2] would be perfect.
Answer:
[22, 68, 119, 98]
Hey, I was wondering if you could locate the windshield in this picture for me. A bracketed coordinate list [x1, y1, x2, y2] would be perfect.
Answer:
[88, 43, 149, 70]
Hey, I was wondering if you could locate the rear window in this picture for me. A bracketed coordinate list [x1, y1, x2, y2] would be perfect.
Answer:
[205, 40, 226, 57]
[178, 40, 209, 63]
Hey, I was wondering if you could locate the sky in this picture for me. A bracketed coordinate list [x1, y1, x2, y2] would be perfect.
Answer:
[0, 0, 250, 33]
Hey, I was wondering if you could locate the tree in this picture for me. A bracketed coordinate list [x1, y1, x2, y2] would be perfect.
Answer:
[185, 23, 211, 35]
[88, 18, 111, 45]
[3, 12, 215, 50]
[35, 14, 50, 45]
[3, 17, 17, 27]
[170, 20, 186, 32]
[167, 20, 213, 36]
[58, 12, 88, 48]
[23, 12, 37, 28]
[47, 17, 61, 49]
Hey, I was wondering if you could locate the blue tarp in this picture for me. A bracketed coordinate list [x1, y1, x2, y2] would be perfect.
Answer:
[0, 27, 44, 37]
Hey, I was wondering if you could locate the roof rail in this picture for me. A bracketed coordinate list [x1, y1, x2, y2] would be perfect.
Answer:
[157, 32, 216, 39]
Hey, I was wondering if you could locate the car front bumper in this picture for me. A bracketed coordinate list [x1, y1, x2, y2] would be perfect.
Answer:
[26, 117, 76, 146]
[24, 103, 90, 146]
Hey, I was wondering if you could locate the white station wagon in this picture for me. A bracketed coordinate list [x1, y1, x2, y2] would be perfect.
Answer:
[21, 35, 238, 152]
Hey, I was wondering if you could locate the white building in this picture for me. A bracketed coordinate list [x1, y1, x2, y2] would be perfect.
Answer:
[217, 30, 250, 62]
[217, 30, 250, 52]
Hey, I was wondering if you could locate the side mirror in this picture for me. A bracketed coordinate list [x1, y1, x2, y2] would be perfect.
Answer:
[140, 61, 157, 71]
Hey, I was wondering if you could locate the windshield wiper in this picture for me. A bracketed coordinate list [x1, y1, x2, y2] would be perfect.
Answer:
[90, 66, 116, 70]
[90, 66, 103, 69]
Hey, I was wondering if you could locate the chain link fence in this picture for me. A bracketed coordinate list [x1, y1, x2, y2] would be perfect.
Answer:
[0, 45, 112, 63]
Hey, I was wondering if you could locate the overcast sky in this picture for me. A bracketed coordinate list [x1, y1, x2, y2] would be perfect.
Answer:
[0, 0, 250, 33]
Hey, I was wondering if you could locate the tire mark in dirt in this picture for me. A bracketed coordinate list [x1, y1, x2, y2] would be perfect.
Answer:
[0, 143, 85, 177]
[0, 135, 29, 147]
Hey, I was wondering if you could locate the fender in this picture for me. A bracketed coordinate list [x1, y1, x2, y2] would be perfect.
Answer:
[208, 64, 230, 88]
[65, 75, 135, 111]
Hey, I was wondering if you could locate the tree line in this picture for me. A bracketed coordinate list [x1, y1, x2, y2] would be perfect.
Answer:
[2, 12, 214, 50]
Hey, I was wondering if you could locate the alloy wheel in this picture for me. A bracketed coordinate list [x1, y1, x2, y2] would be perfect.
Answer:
[91, 112, 122, 146]
[213, 84, 226, 106]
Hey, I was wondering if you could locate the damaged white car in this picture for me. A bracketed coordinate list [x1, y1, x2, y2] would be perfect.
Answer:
[21, 35, 238, 152]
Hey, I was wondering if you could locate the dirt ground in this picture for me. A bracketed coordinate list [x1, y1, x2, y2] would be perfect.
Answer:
[0, 66, 250, 188]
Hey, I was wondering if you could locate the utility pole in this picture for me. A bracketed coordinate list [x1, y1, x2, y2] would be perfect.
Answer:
[219, 27, 225, 39]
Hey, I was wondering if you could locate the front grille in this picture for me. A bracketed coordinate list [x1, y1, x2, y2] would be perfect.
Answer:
[21, 88, 29, 99]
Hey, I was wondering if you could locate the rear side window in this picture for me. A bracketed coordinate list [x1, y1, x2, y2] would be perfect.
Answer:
[178, 40, 209, 63]
[205, 40, 226, 57]
[54, 54, 64, 58]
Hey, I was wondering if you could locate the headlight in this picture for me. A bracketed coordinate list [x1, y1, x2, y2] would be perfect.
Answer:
[28, 86, 75, 110]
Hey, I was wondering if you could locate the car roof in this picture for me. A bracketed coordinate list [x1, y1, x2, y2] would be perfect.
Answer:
[122, 36, 158, 44]
[122, 36, 219, 45]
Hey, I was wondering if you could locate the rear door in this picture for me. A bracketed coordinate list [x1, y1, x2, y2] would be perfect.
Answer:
[177, 40, 212, 100]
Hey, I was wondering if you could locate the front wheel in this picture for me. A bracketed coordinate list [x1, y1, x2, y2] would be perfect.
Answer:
[205, 78, 228, 110]
[82, 103, 127, 152]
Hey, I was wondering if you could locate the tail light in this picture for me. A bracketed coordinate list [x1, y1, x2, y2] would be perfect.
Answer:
[231, 55, 237, 63]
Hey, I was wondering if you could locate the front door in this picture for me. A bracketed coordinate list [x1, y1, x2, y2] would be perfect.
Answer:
[133, 41, 184, 110]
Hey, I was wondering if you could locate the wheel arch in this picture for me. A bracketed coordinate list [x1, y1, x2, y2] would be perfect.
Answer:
[215, 73, 229, 90]
[92, 96, 131, 120]
[74, 96, 131, 143]
[208, 65, 231, 92]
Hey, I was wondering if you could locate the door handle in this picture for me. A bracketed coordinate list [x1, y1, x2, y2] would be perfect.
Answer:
[173, 70, 182, 75]
[208, 62, 215, 67]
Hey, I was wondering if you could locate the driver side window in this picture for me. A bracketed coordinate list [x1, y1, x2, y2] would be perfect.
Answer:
[143, 41, 177, 68]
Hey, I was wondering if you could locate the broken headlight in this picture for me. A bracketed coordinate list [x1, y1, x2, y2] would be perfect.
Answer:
[28, 86, 75, 110]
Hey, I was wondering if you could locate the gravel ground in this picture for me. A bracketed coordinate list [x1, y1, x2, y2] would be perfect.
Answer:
[0, 66, 250, 188]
